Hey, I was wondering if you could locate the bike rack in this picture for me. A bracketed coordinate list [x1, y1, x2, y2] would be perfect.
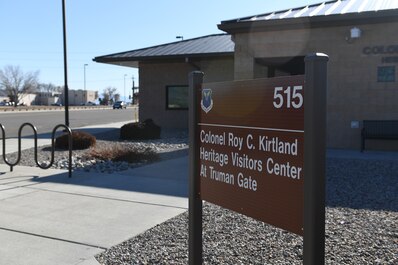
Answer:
[0, 123, 73, 178]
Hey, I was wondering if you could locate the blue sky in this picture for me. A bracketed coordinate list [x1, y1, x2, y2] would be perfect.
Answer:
[0, 0, 321, 100]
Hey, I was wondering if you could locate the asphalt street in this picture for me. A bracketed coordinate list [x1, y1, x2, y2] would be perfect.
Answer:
[0, 107, 138, 137]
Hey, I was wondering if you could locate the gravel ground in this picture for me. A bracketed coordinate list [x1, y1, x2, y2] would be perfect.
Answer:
[95, 157, 397, 265]
[1, 129, 397, 264]
[0, 129, 189, 173]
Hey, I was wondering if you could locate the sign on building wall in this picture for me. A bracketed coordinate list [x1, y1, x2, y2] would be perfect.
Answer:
[198, 76, 304, 235]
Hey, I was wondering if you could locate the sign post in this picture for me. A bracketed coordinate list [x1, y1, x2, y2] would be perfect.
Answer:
[188, 71, 204, 265]
[303, 53, 328, 265]
[188, 53, 328, 264]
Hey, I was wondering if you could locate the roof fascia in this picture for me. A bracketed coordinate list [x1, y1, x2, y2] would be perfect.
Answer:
[218, 9, 398, 33]
[93, 52, 234, 64]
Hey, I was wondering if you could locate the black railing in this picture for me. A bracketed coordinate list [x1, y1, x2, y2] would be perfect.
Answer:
[0, 123, 73, 178]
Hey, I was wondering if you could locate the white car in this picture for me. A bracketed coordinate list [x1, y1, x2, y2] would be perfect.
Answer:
[82, 101, 97, 106]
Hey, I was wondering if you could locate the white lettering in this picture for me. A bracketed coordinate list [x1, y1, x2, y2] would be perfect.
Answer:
[228, 132, 243, 150]
[246, 134, 254, 150]
[231, 152, 262, 172]
[200, 130, 225, 146]
[258, 136, 298, 156]
[200, 147, 228, 167]
[237, 173, 257, 191]
[273, 86, 303, 109]
[266, 158, 302, 180]
[209, 166, 235, 185]
[200, 164, 207, 177]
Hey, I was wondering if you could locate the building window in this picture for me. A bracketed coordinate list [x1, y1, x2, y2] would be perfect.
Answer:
[377, 66, 395, 82]
[166, 85, 188, 110]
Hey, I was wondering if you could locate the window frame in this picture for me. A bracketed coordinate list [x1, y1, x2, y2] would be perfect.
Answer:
[166, 85, 189, 110]
[377, 66, 395, 83]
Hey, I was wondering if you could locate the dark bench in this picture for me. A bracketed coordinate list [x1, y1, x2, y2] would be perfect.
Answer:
[361, 120, 398, 152]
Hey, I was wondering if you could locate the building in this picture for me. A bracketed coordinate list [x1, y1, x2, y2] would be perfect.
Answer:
[218, 0, 398, 150]
[36, 91, 62, 106]
[19, 93, 37, 106]
[94, 34, 234, 128]
[65, 90, 98, 106]
[94, 0, 398, 150]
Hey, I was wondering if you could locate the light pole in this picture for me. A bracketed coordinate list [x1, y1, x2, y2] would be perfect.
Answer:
[62, 0, 69, 127]
[84, 64, 88, 90]
[124, 74, 127, 102]
[131, 75, 135, 104]
[176, 35, 184, 41]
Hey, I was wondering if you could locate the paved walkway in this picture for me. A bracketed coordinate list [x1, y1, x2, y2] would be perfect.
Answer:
[0, 157, 188, 265]
[0, 121, 188, 265]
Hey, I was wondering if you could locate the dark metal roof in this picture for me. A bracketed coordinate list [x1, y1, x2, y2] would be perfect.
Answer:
[94, 34, 234, 67]
[222, 0, 398, 24]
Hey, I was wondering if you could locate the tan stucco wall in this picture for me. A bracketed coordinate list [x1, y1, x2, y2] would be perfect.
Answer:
[139, 57, 234, 129]
[67, 90, 97, 105]
[232, 21, 398, 150]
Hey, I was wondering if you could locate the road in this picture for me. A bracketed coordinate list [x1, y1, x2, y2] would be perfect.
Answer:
[0, 107, 138, 138]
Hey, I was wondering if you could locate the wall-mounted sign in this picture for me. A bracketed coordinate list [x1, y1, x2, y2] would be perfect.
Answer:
[362, 45, 398, 65]
[197, 76, 305, 235]
[363, 45, 398, 55]
[381, 57, 398, 64]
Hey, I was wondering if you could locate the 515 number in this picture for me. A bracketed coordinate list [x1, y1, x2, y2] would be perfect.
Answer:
[273, 86, 303, 109]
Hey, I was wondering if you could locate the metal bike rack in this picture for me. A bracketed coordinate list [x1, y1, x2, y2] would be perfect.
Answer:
[0, 123, 73, 178]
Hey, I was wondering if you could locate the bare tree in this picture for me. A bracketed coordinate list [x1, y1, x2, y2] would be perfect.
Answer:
[0, 65, 39, 106]
[39, 83, 63, 93]
[101, 86, 117, 105]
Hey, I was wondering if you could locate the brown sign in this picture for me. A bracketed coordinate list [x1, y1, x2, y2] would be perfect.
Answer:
[197, 76, 305, 235]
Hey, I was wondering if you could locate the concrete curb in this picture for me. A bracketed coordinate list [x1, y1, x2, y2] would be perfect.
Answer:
[0, 105, 138, 112]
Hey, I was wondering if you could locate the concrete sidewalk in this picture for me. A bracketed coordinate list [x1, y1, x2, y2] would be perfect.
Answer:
[0, 156, 188, 265]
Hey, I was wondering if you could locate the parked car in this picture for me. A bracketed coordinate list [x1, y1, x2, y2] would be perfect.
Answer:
[113, 101, 126, 109]
[51, 103, 62, 106]
[82, 101, 97, 106]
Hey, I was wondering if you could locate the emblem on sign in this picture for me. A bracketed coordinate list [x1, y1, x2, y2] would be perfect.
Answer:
[201, 88, 213, 113]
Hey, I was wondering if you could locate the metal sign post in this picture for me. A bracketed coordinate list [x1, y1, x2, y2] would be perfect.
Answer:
[188, 71, 204, 265]
[303, 53, 328, 265]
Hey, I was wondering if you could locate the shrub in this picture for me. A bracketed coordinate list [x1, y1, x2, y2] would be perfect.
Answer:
[55, 130, 96, 150]
[88, 143, 159, 163]
[112, 148, 159, 163]
[120, 119, 161, 140]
